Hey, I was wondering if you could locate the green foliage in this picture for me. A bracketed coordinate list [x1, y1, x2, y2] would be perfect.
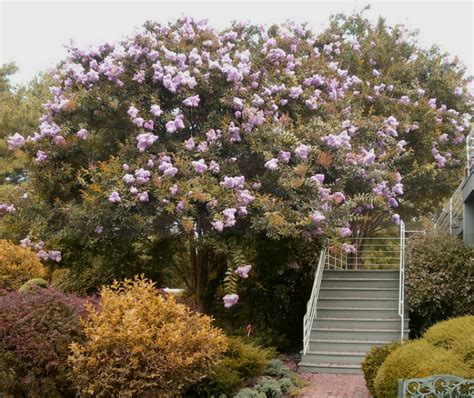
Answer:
[373, 316, 474, 398]
[256, 379, 283, 398]
[405, 234, 474, 335]
[235, 389, 266, 398]
[185, 336, 273, 397]
[0, 239, 46, 291]
[361, 341, 402, 396]
[68, 277, 227, 398]
[265, 359, 284, 377]
[18, 277, 48, 293]
[50, 263, 115, 294]
[0, 64, 52, 185]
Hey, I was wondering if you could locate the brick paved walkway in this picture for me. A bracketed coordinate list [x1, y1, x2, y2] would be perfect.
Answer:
[297, 373, 370, 398]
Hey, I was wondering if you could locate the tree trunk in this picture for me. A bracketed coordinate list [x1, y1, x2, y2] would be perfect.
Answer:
[189, 241, 212, 313]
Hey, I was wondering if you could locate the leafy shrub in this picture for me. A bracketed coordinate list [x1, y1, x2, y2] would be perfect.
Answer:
[423, 315, 474, 363]
[405, 234, 473, 335]
[256, 378, 283, 398]
[265, 359, 284, 377]
[0, 288, 89, 397]
[361, 341, 402, 396]
[51, 264, 115, 294]
[185, 336, 273, 397]
[235, 388, 266, 398]
[68, 277, 227, 398]
[0, 239, 46, 291]
[18, 277, 48, 293]
[374, 317, 474, 398]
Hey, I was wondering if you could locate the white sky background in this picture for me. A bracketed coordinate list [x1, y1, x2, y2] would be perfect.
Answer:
[0, 0, 473, 86]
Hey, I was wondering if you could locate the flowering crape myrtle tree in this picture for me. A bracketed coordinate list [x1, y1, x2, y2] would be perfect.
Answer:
[4, 15, 472, 311]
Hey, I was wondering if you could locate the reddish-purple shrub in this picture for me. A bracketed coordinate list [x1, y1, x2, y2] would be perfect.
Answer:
[0, 287, 90, 397]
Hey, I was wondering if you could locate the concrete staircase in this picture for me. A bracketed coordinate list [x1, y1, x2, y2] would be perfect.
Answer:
[299, 269, 409, 374]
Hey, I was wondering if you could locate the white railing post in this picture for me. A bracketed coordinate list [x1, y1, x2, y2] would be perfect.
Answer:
[302, 248, 327, 355]
[449, 198, 453, 235]
[398, 220, 405, 341]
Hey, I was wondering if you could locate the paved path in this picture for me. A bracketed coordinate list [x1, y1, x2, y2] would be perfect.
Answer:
[296, 373, 370, 398]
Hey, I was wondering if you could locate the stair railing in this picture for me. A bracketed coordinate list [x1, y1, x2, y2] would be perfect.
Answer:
[398, 220, 406, 341]
[302, 247, 327, 355]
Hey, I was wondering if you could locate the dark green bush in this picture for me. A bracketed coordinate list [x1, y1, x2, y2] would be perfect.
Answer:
[184, 337, 273, 397]
[405, 234, 473, 335]
[256, 378, 283, 398]
[361, 341, 402, 396]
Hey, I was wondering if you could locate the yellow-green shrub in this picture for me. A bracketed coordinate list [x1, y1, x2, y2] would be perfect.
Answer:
[0, 240, 46, 291]
[374, 340, 472, 398]
[361, 341, 401, 397]
[68, 277, 227, 398]
[423, 315, 474, 363]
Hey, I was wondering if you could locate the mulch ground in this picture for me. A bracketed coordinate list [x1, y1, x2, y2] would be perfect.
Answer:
[296, 373, 370, 398]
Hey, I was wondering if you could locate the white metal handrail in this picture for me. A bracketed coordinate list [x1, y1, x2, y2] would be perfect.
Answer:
[302, 247, 327, 355]
[398, 220, 406, 341]
[467, 129, 474, 176]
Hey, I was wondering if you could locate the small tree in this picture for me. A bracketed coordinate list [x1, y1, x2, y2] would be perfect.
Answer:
[3, 15, 471, 310]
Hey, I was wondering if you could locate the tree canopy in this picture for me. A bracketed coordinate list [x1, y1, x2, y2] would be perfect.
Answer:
[1, 14, 472, 309]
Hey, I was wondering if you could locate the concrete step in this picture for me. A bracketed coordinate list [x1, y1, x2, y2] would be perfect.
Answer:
[309, 338, 395, 352]
[310, 327, 409, 341]
[319, 287, 399, 298]
[298, 362, 362, 375]
[302, 350, 365, 365]
[318, 297, 399, 308]
[314, 317, 409, 330]
[316, 307, 402, 318]
[321, 278, 399, 289]
[323, 270, 399, 280]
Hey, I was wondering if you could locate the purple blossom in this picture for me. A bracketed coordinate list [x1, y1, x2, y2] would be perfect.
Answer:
[135, 168, 151, 184]
[339, 227, 352, 237]
[192, 159, 208, 174]
[150, 104, 163, 117]
[169, 185, 178, 195]
[238, 189, 255, 205]
[342, 243, 357, 253]
[0, 203, 16, 214]
[7, 133, 25, 149]
[310, 211, 326, 224]
[392, 183, 404, 196]
[132, 117, 145, 128]
[309, 174, 325, 185]
[294, 144, 311, 159]
[209, 160, 220, 174]
[278, 151, 291, 163]
[122, 174, 135, 185]
[184, 137, 195, 150]
[48, 250, 62, 262]
[182, 95, 200, 107]
[220, 176, 245, 189]
[264, 158, 279, 170]
[138, 191, 149, 202]
[108, 191, 121, 203]
[223, 293, 239, 308]
[143, 120, 154, 130]
[136, 133, 158, 151]
[36, 150, 48, 162]
[20, 237, 31, 247]
[289, 86, 303, 99]
[391, 213, 401, 225]
[127, 106, 139, 119]
[76, 128, 89, 140]
[95, 225, 104, 234]
[211, 220, 224, 232]
[235, 264, 252, 278]
[454, 87, 463, 96]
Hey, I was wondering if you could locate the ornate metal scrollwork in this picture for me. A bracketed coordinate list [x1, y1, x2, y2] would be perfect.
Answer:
[398, 375, 474, 398]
